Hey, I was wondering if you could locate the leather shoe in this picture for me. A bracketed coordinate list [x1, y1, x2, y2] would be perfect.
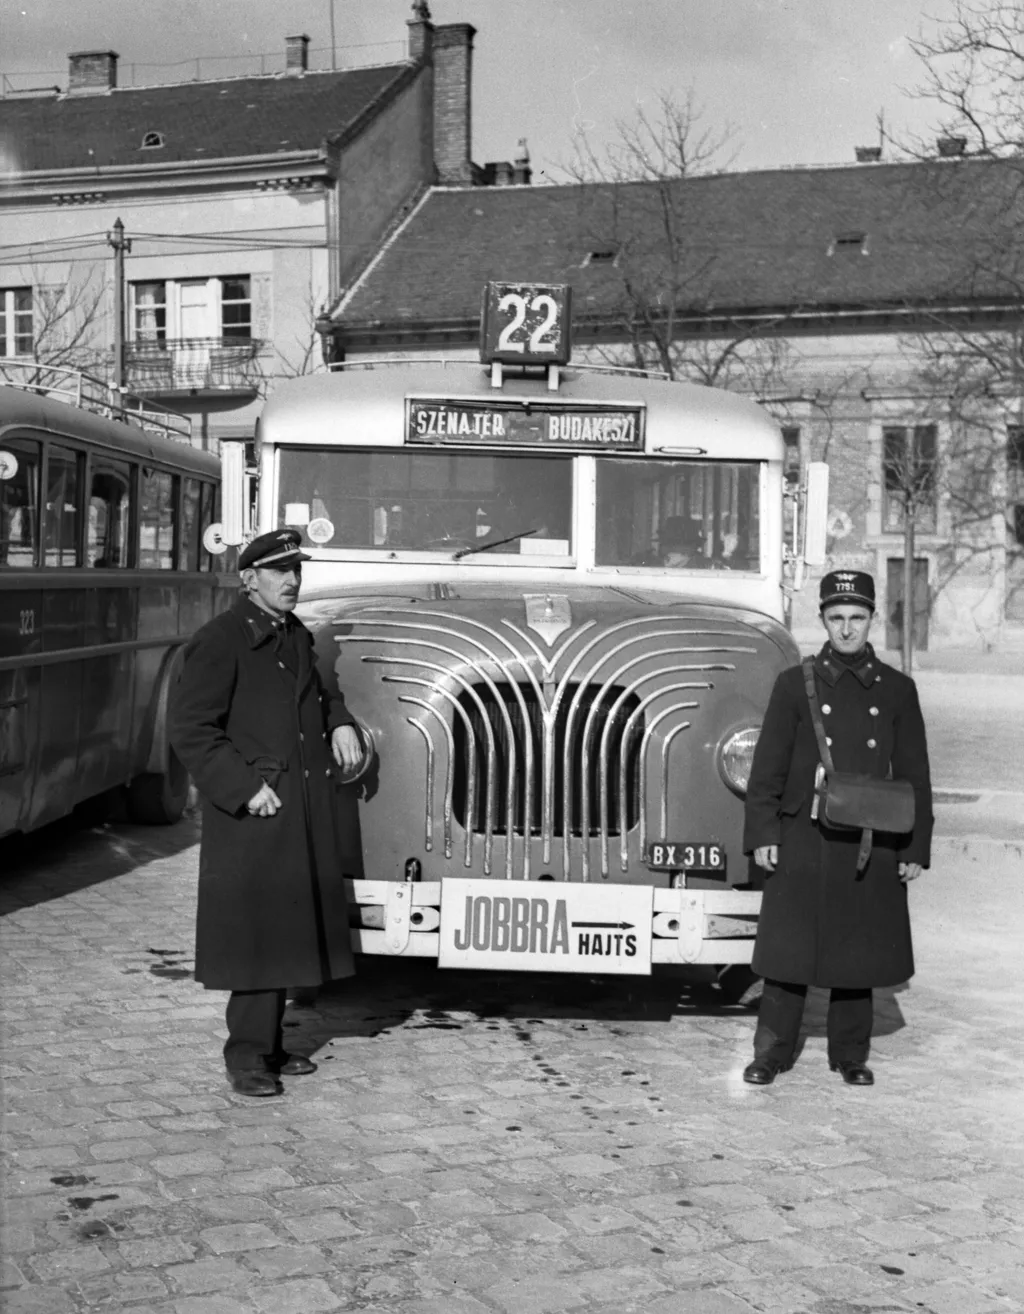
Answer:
[228, 1070, 281, 1098]
[742, 1058, 791, 1086]
[830, 1059, 874, 1086]
[277, 1054, 317, 1076]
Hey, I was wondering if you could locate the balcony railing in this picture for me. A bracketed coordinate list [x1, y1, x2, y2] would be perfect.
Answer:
[126, 336, 265, 395]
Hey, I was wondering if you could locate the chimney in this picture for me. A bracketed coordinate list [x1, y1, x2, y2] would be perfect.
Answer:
[854, 145, 882, 163]
[407, 0, 433, 62]
[285, 34, 310, 75]
[513, 139, 532, 185]
[433, 23, 475, 186]
[67, 50, 118, 95]
[936, 135, 967, 158]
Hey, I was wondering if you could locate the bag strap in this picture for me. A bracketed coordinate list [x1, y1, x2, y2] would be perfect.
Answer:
[802, 657, 835, 772]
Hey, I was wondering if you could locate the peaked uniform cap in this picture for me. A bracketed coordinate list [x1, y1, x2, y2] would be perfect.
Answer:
[239, 529, 311, 571]
[819, 570, 875, 611]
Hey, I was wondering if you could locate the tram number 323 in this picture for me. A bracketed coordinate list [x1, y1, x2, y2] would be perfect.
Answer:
[480, 281, 573, 366]
[18, 608, 36, 636]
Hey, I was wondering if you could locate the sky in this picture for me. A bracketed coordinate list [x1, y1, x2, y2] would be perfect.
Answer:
[0, 0, 963, 175]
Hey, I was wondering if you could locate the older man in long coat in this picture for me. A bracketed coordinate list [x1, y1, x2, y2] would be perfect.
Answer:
[170, 529, 365, 1097]
[742, 570, 933, 1088]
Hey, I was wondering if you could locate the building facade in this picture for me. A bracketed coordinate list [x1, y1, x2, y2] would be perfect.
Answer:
[0, 7, 475, 450]
[320, 157, 1024, 651]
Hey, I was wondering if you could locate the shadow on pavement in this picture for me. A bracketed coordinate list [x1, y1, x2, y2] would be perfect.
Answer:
[279, 961, 906, 1060]
[282, 955, 761, 1050]
[0, 809, 201, 914]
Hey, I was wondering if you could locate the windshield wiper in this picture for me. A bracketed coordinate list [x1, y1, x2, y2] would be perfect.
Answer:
[452, 529, 537, 560]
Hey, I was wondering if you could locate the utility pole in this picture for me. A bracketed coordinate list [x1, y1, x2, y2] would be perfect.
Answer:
[329, 0, 337, 69]
[106, 218, 132, 391]
[901, 427, 916, 675]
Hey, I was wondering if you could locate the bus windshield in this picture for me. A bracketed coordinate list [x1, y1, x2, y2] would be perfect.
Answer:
[595, 458, 761, 572]
[278, 448, 574, 557]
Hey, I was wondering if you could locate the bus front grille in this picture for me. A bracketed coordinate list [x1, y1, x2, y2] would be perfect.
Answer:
[452, 682, 642, 838]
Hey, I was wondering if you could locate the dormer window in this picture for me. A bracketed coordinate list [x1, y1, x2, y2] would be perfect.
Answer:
[141, 131, 165, 150]
[830, 231, 868, 256]
[582, 248, 620, 268]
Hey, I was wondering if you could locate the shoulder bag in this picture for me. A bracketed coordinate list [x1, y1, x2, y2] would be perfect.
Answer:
[802, 657, 915, 872]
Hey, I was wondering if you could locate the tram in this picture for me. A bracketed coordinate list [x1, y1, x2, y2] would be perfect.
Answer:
[221, 283, 828, 980]
[0, 360, 233, 837]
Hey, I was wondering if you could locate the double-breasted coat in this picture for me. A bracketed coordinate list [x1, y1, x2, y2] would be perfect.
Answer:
[743, 642, 933, 989]
[169, 595, 359, 991]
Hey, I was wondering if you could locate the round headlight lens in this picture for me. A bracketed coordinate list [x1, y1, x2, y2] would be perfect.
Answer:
[719, 726, 761, 795]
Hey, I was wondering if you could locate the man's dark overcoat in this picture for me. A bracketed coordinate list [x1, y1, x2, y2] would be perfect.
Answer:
[743, 642, 932, 989]
[169, 595, 359, 991]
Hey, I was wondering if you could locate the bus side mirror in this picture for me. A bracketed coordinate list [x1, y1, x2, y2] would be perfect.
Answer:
[221, 441, 247, 546]
[802, 462, 829, 568]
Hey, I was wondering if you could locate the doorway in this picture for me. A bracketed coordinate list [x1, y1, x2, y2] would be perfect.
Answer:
[885, 557, 929, 651]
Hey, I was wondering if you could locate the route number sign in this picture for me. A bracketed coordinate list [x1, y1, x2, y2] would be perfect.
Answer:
[480, 281, 573, 366]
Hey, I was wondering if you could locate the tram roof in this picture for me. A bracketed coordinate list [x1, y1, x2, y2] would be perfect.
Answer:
[259, 362, 782, 458]
[0, 385, 221, 474]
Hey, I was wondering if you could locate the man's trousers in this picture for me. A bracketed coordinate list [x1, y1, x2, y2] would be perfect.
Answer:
[753, 979, 873, 1065]
[223, 989, 287, 1072]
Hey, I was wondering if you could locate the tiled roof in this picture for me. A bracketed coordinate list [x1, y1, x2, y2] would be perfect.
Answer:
[0, 64, 410, 173]
[336, 159, 1024, 330]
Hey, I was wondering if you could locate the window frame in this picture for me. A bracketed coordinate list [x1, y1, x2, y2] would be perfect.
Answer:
[882, 423, 938, 534]
[138, 465, 179, 570]
[0, 287, 34, 357]
[0, 435, 42, 568]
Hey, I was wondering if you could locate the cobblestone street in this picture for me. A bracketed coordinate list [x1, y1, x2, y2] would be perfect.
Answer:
[2, 797, 1022, 1314]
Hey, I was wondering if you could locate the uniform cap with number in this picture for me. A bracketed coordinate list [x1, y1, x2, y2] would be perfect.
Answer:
[238, 528, 311, 571]
[819, 569, 875, 611]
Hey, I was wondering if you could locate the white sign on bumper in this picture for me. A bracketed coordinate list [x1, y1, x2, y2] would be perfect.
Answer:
[438, 879, 653, 973]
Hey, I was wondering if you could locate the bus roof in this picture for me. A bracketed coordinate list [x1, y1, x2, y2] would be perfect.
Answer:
[0, 385, 221, 477]
[259, 362, 783, 461]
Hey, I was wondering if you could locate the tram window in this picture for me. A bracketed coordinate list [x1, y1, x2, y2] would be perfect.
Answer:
[0, 438, 41, 568]
[44, 445, 82, 566]
[139, 468, 177, 569]
[180, 478, 201, 571]
[199, 482, 218, 571]
[595, 459, 761, 572]
[279, 448, 573, 556]
[88, 459, 132, 568]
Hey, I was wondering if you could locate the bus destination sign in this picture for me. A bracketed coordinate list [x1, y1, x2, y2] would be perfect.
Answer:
[407, 399, 644, 450]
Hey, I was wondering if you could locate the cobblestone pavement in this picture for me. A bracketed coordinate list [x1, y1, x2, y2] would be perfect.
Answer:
[2, 811, 1022, 1314]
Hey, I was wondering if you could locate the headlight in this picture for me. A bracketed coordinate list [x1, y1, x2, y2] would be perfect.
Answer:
[718, 725, 761, 796]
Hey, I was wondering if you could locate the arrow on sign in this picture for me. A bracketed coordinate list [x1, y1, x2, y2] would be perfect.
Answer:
[571, 920, 635, 930]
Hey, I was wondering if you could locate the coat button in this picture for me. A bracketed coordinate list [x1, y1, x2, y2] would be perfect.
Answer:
[867, 738, 877, 748]
[825, 736, 833, 747]
[875, 675, 881, 683]
[325, 768, 331, 776]
[278, 662, 285, 669]
[822, 704, 831, 714]
[869, 707, 878, 716]
[304, 769, 310, 778]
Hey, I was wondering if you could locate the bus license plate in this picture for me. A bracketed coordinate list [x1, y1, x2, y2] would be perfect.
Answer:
[646, 841, 726, 875]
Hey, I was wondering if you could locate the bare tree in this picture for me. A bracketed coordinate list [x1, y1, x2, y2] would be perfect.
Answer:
[560, 91, 800, 389]
[895, 0, 1024, 658]
[0, 261, 108, 387]
[907, 0, 1024, 157]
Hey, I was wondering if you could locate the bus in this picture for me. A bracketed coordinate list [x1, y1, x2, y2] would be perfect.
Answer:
[221, 283, 828, 988]
[0, 360, 234, 838]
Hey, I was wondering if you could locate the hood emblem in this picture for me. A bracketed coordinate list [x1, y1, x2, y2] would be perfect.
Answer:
[524, 594, 572, 646]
